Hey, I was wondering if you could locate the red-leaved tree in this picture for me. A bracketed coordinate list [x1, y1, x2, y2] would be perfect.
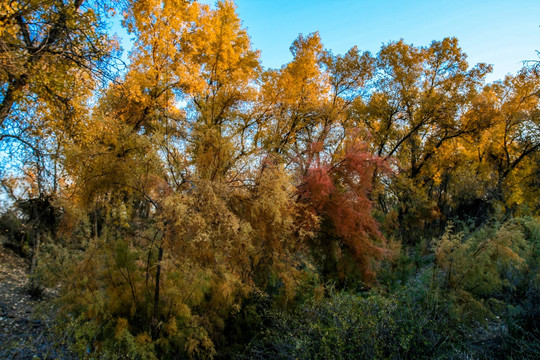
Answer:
[300, 141, 386, 284]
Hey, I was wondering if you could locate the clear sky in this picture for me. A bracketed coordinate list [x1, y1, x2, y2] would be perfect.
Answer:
[115, 0, 540, 83]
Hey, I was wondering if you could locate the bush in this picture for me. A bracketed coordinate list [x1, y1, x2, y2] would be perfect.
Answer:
[239, 217, 540, 360]
[238, 280, 467, 360]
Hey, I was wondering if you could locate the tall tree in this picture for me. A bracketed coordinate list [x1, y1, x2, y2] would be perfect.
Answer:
[0, 0, 114, 129]
[471, 69, 540, 212]
[353, 38, 491, 241]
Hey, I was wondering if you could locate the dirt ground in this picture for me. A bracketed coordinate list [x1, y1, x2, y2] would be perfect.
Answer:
[0, 242, 71, 359]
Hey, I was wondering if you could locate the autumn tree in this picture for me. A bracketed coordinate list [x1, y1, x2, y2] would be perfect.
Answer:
[299, 140, 385, 284]
[255, 32, 385, 284]
[188, 0, 260, 181]
[0, 1, 119, 298]
[353, 38, 491, 241]
[0, 0, 115, 134]
[53, 2, 310, 357]
[257, 33, 372, 167]
[465, 68, 540, 213]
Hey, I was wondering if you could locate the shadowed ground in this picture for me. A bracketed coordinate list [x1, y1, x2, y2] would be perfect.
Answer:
[0, 241, 71, 359]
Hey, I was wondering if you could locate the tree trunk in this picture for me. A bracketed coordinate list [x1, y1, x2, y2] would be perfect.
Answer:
[29, 231, 41, 297]
[151, 243, 163, 340]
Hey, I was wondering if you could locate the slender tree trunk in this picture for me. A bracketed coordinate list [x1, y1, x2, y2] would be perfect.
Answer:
[30, 231, 40, 274]
[151, 243, 163, 340]
[94, 209, 99, 240]
[29, 231, 41, 296]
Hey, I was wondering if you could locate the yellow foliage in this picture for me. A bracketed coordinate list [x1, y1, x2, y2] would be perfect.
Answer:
[115, 318, 129, 339]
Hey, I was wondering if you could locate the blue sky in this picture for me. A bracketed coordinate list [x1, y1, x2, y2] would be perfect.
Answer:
[115, 0, 540, 83]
